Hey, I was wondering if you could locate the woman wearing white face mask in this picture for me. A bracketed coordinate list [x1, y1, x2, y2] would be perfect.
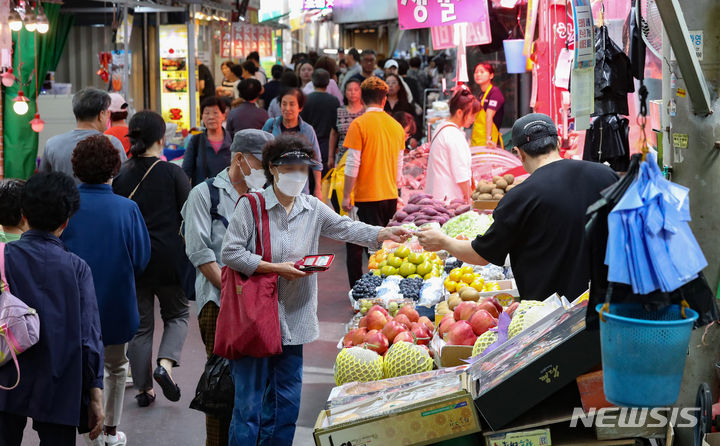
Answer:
[221, 134, 411, 445]
[181, 128, 273, 446]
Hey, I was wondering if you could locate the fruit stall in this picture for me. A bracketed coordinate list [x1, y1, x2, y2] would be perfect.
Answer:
[315, 192, 604, 446]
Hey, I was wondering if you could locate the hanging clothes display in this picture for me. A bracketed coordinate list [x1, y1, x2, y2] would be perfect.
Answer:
[583, 114, 631, 172]
[585, 154, 718, 329]
[592, 26, 635, 117]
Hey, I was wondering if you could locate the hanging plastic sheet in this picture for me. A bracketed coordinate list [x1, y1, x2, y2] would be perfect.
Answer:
[592, 26, 635, 117]
[582, 114, 631, 172]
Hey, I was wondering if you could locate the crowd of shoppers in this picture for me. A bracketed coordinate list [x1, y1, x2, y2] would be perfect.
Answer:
[0, 47, 490, 446]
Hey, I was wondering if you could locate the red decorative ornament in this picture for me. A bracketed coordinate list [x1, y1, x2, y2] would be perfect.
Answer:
[30, 113, 45, 133]
[1, 68, 15, 87]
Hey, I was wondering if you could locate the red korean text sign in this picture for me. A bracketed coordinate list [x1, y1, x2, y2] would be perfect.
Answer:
[399, 0, 489, 30]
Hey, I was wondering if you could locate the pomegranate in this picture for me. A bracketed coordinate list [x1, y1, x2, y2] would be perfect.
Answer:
[358, 316, 368, 329]
[364, 330, 389, 355]
[454, 301, 478, 321]
[446, 320, 477, 346]
[366, 310, 388, 331]
[437, 316, 456, 340]
[398, 304, 420, 323]
[382, 321, 407, 343]
[469, 310, 497, 336]
[394, 314, 412, 329]
[342, 330, 355, 347]
[418, 316, 434, 333]
[477, 300, 499, 318]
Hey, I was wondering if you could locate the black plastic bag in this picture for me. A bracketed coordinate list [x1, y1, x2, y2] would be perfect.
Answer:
[189, 354, 235, 418]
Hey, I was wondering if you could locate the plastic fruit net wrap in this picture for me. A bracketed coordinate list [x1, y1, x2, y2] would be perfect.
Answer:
[334, 347, 384, 386]
[468, 303, 587, 397]
[442, 211, 494, 240]
[472, 330, 499, 357]
[326, 366, 467, 426]
[383, 341, 434, 379]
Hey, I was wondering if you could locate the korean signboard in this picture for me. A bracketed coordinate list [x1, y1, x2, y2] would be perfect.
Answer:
[571, 0, 594, 69]
[221, 23, 274, 59]
[431, 20, 492, 51]
[398, 0, 489, 30]
[303, 0, 334, 9]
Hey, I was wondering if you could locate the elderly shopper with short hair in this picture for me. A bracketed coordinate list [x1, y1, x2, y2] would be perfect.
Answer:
[221, 134, 410, 445]
[181, 129, 272, 446]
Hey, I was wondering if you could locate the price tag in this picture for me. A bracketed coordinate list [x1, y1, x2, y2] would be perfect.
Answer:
[677, 88, 687, 98]
[673, 133, 689, 149]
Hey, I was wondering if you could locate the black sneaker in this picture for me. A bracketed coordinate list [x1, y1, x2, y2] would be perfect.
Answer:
[135, 392, 155, 407]
[153, 365, 181, 402]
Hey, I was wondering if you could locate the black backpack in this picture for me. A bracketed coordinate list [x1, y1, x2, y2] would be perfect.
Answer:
[204, 178, 229, 228]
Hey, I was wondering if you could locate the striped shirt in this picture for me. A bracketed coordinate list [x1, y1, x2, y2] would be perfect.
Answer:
[221, 186, 382, 345]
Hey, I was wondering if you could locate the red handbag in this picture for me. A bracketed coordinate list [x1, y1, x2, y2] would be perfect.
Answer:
[214, 193, 282, 359]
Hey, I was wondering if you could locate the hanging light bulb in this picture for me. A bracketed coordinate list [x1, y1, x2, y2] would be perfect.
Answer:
[36, 8, 49, 34]
[24, 11, 37, 32]
[8, 9, 23, 32]
[13, 91, 29, 115]
[30, 113, 45, 132]
[1, 69, 15, 88]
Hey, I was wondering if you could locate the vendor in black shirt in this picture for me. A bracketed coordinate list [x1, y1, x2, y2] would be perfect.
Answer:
[418, 114, 618, 301]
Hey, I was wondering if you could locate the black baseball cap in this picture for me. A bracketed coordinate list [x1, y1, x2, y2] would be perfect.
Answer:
[272, 150, 321, 167]
[511, 113, 559, 153]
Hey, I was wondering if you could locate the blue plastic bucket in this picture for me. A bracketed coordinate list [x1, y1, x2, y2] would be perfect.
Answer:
[503, 39, 528, 74]
[596, 304, 697, 407]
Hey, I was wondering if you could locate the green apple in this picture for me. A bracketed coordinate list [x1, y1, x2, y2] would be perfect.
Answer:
[416, 261, 433, 276]
[388, 256, 403, 269]
[395, 245, 411, 259]
[408, 252, 424, 265]
[398, 262, 417, 277]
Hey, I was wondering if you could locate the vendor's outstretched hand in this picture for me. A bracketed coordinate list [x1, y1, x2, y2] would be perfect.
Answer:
[378, 227, 412, 244]
[416, 227, 448, 252]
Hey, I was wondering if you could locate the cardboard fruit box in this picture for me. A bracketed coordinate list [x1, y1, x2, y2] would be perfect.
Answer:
[314, 391, 481, 446]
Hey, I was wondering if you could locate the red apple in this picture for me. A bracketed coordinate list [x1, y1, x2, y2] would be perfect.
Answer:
[394, 314, 412, 329]
[351, 327, 368, 346]
[398, 304, 420, 323]
[366, 310, 388, 331]
[358, 316, 368, 329]
[364, 330, 389, 355]
[437, 316, 456, 340]
[411, 323, 432, 345]
[418, 316, 434, 333]
[382, 321, 407, 343]
[469, 310, 497, 336]
[393, 331, 415, 344]
[343, 330, 356, 347]
[506, 302, 520, 318]
[369, 304, 389, 317]
[477, 300, 499, 318]
[446, 320, 477, 346]
[454, 301, 479, 321]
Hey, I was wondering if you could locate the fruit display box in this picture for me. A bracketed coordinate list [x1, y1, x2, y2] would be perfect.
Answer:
[430, 334, 474, 368]
[314, 391, 481, 446]
[466, 305, 601, 431]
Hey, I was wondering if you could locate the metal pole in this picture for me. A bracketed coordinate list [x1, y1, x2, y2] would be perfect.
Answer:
[142, 12, 150, 109]
[187, 5, 197, 129]
[123, 4, 130, 105]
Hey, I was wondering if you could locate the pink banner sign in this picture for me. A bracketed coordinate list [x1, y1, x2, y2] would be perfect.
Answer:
[431, 21, 492, 50]
[399, 0, 488, 30]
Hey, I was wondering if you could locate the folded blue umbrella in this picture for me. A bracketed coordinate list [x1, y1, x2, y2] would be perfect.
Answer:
[605, 152, 706, 294]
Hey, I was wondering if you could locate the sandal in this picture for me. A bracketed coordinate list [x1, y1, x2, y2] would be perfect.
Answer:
[135, 391, 156, 407]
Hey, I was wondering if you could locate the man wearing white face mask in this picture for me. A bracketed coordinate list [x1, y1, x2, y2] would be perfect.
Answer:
[181, 128, 273, 446]
[221, 134, 411, 445]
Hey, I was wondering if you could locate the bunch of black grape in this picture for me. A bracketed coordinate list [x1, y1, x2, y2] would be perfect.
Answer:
[352, 273, 383, 300]
[399, 277, 424, 301]
[444, 258, 463, 274]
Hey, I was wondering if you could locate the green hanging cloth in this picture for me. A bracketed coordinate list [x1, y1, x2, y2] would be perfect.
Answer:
[2, 3, 74, 179]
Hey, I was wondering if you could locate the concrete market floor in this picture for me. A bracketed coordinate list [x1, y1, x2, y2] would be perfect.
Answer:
[23, 238, 357, 446]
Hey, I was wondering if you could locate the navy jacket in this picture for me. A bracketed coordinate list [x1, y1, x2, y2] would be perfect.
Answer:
[62, 184, 151, 345]
[0, 231, 104, 426]
[182, 129, 232, 186]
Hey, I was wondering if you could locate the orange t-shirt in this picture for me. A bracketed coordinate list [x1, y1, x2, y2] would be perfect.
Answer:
[343, 110, 405, 202]
[105, 126, 131, 155]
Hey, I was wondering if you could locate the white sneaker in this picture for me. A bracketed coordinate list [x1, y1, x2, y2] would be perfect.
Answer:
[83, 433, 105, 446]
[105, 432, 127, 446]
